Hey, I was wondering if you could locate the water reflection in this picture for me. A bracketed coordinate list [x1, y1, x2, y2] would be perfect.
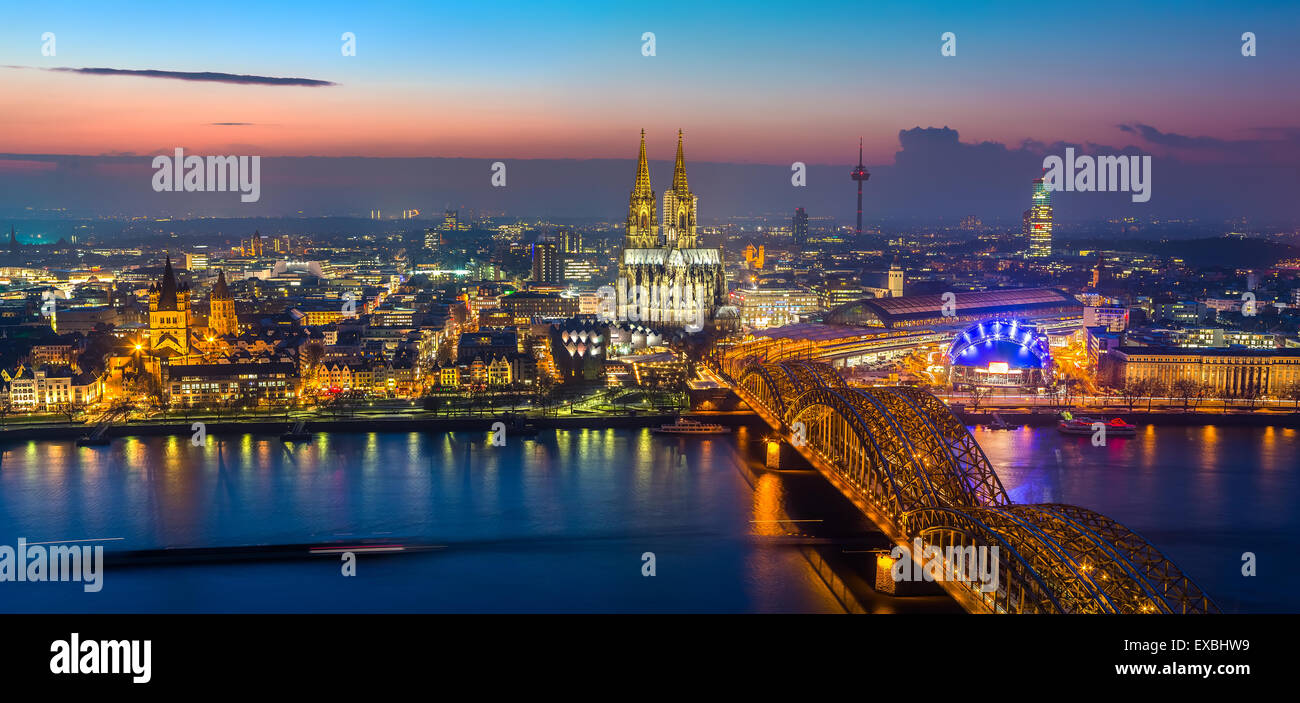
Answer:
[1, 424, 1293, 613]
[977, 424, 1298, 612]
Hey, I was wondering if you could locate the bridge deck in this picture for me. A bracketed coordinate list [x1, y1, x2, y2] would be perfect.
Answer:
[735, 382, 997, 613]
[718, 359, 1220, 615]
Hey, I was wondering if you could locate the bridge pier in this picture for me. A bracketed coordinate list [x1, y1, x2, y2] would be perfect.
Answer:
[873, 551, 944, 596]
[762, 437, 809, 469]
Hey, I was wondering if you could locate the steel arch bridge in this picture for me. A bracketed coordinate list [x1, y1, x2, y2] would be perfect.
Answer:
[724, 358, 1218, 614]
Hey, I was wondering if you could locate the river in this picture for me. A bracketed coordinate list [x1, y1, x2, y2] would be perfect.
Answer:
[0, 423, 1294, 612]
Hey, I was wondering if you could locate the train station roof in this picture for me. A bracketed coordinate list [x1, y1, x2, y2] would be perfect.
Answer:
[828, 288, 1080, 328]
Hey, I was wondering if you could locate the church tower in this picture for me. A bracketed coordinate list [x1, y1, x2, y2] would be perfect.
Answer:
[888, 258, 904, 298]
[624, 129, 658, 249]
[662, 130, 698, 248]
[209, 269, 239, 338]
[148, 256, 192, 357]
[616, 129, 726, 330]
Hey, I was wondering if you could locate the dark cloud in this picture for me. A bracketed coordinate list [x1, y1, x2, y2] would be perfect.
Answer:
[38, 67, 335, 87]
[1, 123, 1297, 223]
[1118, 122, 1300, 165]
[1119, 123, 1229, 149]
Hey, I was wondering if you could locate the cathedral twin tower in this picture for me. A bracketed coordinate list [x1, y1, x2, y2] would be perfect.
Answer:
[616, 130, 726, 329]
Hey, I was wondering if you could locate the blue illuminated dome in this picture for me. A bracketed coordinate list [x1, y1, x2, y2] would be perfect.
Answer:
[947, 319, 1051, 370]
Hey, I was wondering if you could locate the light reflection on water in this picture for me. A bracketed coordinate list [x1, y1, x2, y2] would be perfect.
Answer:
[1, 424, 1293, 613]
[974, 423, 1299, 613]
[0, 429, 839, 614]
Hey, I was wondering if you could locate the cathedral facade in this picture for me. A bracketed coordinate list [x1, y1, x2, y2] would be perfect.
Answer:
[615, 130, 726, 330]
[148, 256, 194, 358]
[141, 257, 230, 379]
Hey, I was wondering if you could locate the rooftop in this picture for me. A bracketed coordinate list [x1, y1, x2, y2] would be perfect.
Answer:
[829, 287, 1081, 326]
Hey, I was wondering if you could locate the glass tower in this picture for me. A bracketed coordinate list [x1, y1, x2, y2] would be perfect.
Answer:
[1023, 178, 1053, 258]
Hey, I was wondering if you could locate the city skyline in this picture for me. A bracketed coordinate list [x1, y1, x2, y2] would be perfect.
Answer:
[2, 0, 1298, 648]
[4, 126, 1299, 224]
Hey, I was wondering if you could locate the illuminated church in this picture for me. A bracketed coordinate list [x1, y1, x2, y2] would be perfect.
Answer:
[141, 257, 234, 377]
[616, 130, 726, 329]
[147, 256, 197, 360]
[208, 269, 239, 338]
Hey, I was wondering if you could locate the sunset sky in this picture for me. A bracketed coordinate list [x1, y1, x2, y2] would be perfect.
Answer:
[3, 0, 1298, 166]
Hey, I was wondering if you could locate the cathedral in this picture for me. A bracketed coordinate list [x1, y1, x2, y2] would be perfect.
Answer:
[147, 256, 195, 359]
[140, 257, 235, 378]
[616, 130, 726, 330]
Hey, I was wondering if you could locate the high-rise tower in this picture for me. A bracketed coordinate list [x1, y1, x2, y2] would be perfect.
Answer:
[531, 240, 560, 284]
[625, 129, 659, 249]
[849, 138, 870, 237]
[1023, 177, 1053, 258]
[792, 207, 808, 246]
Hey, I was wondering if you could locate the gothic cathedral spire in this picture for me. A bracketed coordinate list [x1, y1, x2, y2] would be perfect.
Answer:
[671, 129, 690, 195]
[616, 129, 724, 329]
[625, 129, 658, 249]
[663, 129, 697, 248]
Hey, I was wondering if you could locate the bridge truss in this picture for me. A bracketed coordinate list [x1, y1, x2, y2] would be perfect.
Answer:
[724, 358, 1218, 614]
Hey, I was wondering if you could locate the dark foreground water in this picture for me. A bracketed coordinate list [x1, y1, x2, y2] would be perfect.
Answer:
[0, 428, 840, 613]
[0, 424, 1295, 613]
[975, 423, 1299, 614]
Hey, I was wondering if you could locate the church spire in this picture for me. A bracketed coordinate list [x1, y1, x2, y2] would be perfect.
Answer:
[158, 255, 179, 310]
[663, 129, 697, 248]
[212, 269, 231, 299]
[634, 129, 652, 198]
[625, 129, 658, 248]
[671, 129, 690, 195]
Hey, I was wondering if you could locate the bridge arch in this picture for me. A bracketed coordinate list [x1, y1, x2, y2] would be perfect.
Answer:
[725, 358, 1221, 614]
[784, 386, 911, 519]
[736, 363, 793, 419]
[1015, 504, 1219, 614]
[899, 506, 1066, 614]
[882, 387, 1010, 507]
